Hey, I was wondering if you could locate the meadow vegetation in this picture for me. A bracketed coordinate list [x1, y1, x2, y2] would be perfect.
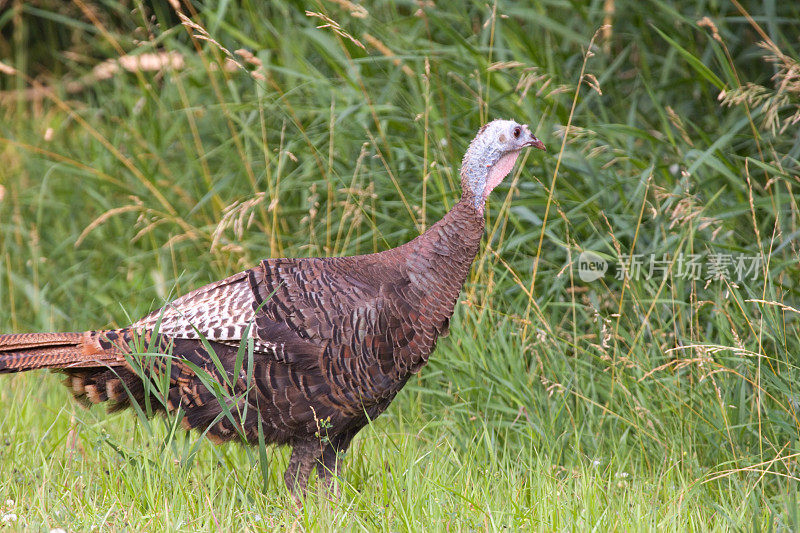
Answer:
[0, 0, 799, 530]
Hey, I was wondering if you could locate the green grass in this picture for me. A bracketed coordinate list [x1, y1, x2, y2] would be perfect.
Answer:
[0, 367, 776, 531]
[1, 0, 799, 530]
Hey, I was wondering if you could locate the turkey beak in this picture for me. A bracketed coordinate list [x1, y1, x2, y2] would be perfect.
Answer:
[524, 130, 546, 151]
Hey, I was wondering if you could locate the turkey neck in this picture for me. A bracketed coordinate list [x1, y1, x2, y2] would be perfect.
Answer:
[399, 196, 485, 320]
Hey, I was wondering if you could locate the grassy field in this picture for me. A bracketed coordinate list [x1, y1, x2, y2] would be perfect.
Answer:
[1, 0, 799, 530]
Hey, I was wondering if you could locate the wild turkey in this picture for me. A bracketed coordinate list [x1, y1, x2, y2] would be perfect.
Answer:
[0, 119, 545, 498]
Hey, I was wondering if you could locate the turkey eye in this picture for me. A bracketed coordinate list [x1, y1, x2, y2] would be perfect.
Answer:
[513, 127, 521, 138]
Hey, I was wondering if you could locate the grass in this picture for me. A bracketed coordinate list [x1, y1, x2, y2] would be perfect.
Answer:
[0, 367, 775, 531]
[1, 0, 799, 530]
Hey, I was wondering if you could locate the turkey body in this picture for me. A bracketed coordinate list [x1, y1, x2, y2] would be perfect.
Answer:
[0, 117, 545, 498]
[0, 198, 484, 496]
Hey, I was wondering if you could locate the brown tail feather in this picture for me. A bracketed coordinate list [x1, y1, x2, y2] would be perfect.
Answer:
[0, 332, 84, 351]
[0, 331, 129, 373]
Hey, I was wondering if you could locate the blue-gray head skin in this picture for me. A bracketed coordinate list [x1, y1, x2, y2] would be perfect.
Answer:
[460, 119, 545, 211]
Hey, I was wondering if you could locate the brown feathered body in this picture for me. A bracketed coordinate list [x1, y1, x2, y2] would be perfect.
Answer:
[0, 118, 544, 497]
[0, 199, 484, 494]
